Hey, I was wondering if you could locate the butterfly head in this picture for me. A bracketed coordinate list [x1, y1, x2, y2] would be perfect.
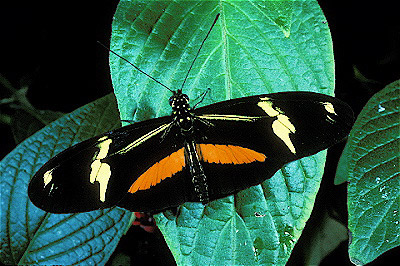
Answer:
[169, 89, 190, 111]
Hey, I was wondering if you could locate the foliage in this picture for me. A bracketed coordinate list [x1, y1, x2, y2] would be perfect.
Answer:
[336, 80, 400, 265]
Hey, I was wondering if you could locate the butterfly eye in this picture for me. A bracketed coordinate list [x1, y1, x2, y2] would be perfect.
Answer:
[169, 96, 175, 106]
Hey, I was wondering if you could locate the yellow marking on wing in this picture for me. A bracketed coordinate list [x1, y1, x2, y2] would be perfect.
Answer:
[197, 114, 259, 122]
[128, 148, 185, 194]
[90, 137, 113, 202]
[322, 102, 338, 123]
[258, 100, 279, 117]
[43, 169, 54, 186]
[272, 118, 296, 154]
[322, 102, 337, 115]
[197, 144, 266, 164]
[257, 100, 297, 154]
[116, 123, 171, 155]
[322, 102, 336, 115]
[96, 137, 112, 159]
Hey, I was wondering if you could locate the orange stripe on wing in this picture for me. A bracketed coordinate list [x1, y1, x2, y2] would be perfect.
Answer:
[197, 144, 266, 164]
[128, 148, 185, 194]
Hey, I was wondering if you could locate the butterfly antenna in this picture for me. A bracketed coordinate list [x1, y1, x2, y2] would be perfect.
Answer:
[180, 13, 220, 91]
[97, 41, 173, 92]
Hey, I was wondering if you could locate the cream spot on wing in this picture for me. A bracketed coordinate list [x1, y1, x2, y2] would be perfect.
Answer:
[89, 137, 113, 202]
[271, 117, 296, 154]
[257, 99, 280, 116]
[43, 169, 54, 186]
[96, 136, 113, 159]
[322, 102, 337, 123]
[257, 99, 296, 154]
[322, 102, 336, 115]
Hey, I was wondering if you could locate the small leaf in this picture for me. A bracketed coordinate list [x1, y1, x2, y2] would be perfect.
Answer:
[10, 109, 64, 144]
[110, 1, 334, 265]
[335, 80, 400, 265]
[0, 94, 132, 265]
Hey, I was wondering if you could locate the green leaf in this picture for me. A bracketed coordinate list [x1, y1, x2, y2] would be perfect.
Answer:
[10, 109, 64, 144]
[0, 94, 132, 265]
[335, 80, 400, 265]
[304, 211, 348, 265]
[110, 0, 334, 265]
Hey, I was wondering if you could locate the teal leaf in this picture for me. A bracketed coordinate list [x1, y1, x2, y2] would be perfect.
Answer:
[0, 94, 132, 265]
[10, 109, 64, 144]
[335, 80, 400, 265]
[110, 0, 334, 265]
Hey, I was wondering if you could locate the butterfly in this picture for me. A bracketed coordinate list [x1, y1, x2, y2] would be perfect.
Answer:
[28, 14, 354, 213]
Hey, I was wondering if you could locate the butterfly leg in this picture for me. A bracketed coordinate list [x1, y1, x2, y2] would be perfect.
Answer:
[121, 119, 135, 124]
[195, 116, 215, 128]
[192, 88, 211, 109]
[160, 117, 178, 142]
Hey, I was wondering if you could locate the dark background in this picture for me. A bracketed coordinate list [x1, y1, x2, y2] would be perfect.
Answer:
[1, 1, 398, 265]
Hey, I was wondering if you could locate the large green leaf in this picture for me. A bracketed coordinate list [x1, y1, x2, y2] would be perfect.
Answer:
[335, 80, 400, 265]
[0, 94, 132, 265]
[110, 0, 334, 265]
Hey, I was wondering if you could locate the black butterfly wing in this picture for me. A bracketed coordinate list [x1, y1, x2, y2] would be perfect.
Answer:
[29, 91, 353, 213]
[28, 115, 187, 213]
[191, 91, 354, 201]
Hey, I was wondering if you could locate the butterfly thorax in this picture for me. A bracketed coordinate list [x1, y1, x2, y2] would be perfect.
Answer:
[169, 90, 194, 133]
